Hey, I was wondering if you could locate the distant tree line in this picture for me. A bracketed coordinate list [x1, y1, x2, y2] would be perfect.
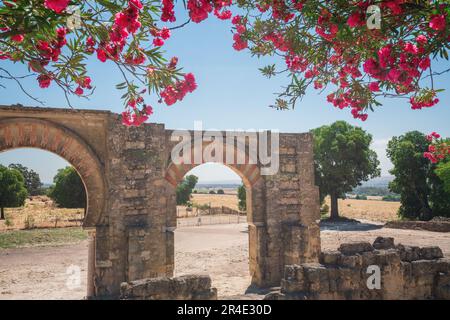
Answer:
[0, 164, 86, 220]
[350, 186, 398, 197]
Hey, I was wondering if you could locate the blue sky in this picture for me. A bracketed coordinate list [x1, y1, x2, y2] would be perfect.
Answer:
[1, 8, 449, 183]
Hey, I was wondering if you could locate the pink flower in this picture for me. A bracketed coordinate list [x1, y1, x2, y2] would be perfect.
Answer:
[347, 12, 365, 28]
[153, 38, 164, 46]
[429, 14, 446, 31]
[418, 57, 430, 71]
[37, 74, 52, 88]
[368, 82, 380, 92]
[96, 49, 107, 62]
[232, 33, 248, 51]
[74, 86, 84, 95]
[187, 0, 213, 23]
[129, 0, 143, 10]
[11, 34, 24, 42]
[416, 35, 428, 45]
[44, 0, 70, 13]
[161, 0, 176, 22]
[160, 27, 171, 40]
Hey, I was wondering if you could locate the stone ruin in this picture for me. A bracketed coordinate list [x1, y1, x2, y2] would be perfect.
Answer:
[120, 275, 217, 300]
[1, 105, 448, 300]
[0, 105, 320, 299]
[266, 237, 450, 300]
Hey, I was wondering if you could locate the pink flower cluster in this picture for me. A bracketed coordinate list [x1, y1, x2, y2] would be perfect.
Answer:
[150, 27, 171, 47]
[74, 77, 93, 96]
[226, 0, 448, 121]
[424, 132, 449, 163]
[232, 15, 248, 51]
[44, 0, 70, 13]
[122, 104, 154, 126]
[96, 0, 143, 62]
[161, 0, 232, 24]
[32, 27, 68, 88]
[160, 73, 197, 105]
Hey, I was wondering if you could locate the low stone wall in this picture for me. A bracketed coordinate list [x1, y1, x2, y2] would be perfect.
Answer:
[385, 220, 450, 233]
[120, 275, 217, 300]
[266, 237, 450, 300]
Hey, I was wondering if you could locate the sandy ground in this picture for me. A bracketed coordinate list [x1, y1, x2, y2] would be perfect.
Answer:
[1, 222, 450, 300]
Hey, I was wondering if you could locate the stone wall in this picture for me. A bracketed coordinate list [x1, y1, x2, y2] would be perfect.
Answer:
[0, 106, 321, 299]
[120, 275, 217, 300]
[266, 237, 450, 300]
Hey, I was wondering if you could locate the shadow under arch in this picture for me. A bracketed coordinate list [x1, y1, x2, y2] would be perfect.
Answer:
[0, 117, 106, 227]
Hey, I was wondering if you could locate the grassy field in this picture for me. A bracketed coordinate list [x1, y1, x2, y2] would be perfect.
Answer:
[0, 196, 83, 231]
[0, 193, 401, 249]
[324, 197, 400, 222]
[191, 193, 239, 210]
[0, 227, 87, 249]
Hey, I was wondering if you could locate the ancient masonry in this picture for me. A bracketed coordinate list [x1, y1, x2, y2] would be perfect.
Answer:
[0, 105, 321, 299]
[266, 237, 450, 300]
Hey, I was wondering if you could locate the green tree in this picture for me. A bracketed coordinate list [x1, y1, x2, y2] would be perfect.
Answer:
[435, 138, 450, 195]
[436, 162, 450, 194]
[311, 121, 380, 220]
[8, 164, 43, 196]
[237, 185, 246, 212]
[0, 165, 28, 220]
[176, 175, 198, 205]
[48, 167, 86, 209]
[217, 189, 225, 195]
[387, 132, 450, 220]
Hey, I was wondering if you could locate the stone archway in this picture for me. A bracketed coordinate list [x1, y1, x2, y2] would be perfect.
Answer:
[162, 136, 280, 288]
[0, 117, 106, 298]
[0, 118, 106, 227]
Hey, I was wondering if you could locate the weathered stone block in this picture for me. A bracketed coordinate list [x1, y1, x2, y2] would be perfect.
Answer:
[338, 242, 374, 255]
[120, 275, 217, 300]
[419, 246, 444, 260]
[372, 237, 395, 250]
[320, 250, 341, 265]
[397, 244, 421, 262]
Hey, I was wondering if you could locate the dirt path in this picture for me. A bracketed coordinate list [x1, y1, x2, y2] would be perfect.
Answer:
[1, 222, 449, 300]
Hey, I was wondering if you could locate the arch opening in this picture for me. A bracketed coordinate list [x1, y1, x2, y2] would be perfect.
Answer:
[0, 118, 106, 227]
[0, 148, 89, 300]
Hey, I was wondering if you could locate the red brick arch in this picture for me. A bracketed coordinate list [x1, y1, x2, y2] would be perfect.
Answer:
[165, 139, 262, 188]
[0, 118, 105, 227]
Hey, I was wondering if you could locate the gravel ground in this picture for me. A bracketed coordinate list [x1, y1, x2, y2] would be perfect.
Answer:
[1, 221, 449, 300]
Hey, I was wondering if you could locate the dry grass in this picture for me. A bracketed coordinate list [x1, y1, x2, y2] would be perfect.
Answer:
[324, 197, 400, 222]
[0, 196, 84, 231]
[190, 194, 400, 223]
[191, 194, 239, 210]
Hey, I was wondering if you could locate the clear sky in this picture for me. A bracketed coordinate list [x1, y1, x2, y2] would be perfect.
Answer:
[1, 7, 449, 183]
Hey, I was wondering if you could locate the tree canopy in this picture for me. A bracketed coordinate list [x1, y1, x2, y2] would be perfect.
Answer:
[48, 166, 86, 209]
[387, 131, 450, 220]
[237, 184, 246, 212]
[311, 121, 380, 219]
[0, 165, 28, 220]
[8, 163, 43, 196]
[176, 174, 198, 205]
[1, 1, 448, 124]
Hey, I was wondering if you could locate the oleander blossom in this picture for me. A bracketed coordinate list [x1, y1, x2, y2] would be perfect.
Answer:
[44, 0, 70, 13]
[160, 73, 197, 106]
[424, 132, 450, 164]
